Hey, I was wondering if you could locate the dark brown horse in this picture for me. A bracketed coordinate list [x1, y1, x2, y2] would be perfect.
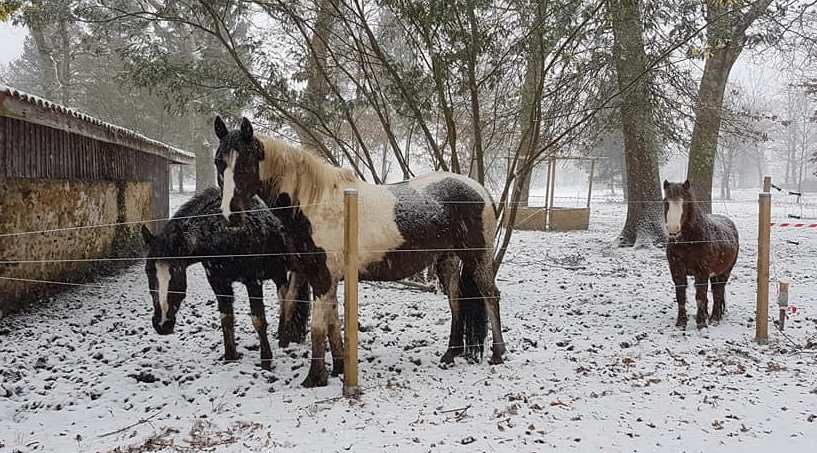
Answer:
[663, 180, 739, 329]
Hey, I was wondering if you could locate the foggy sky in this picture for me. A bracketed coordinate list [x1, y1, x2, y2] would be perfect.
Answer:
[0, 22, 25, 66]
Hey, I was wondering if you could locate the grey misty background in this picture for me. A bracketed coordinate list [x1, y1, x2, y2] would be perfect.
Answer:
[1, 1, 816, 250]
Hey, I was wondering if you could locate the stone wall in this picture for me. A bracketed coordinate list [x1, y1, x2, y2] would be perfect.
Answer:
[0, 178, 152, 315]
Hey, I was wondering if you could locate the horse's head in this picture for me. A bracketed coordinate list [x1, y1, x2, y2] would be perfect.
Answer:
[662, 179, 693, 240]
[141, 225, 188, 335]
[214, 115, 265, 226]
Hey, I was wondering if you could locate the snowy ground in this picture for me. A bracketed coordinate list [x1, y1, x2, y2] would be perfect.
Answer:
[1, 189, 816, 452]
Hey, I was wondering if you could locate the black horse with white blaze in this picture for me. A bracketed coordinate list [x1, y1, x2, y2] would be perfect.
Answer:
[142, 187, 310, 370]
[213, 116, 505, 388]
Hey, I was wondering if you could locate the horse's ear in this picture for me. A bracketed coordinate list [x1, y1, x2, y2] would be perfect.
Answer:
[141, 225, 154, 246]
[240, 117, 253, 141]
[663, 179, 669, 190]
[276, 193, 293, 209]
[273, 193, 293, 220]
[682, 180, 691, 190]
[214, 116, 228, 140]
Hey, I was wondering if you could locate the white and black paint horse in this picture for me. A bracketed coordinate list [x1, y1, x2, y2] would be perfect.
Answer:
[213, 116, 505, 387]
[142, 187, 310, 370]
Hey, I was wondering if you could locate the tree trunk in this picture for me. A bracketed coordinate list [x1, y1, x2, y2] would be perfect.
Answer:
[610, 0, 664, 247]
[514, 1, 545, 207]
[492, 0, 546, 269]
[720, 175, 726, 199]
[177, 166, 184, 193]
[799, 137, 807, 194]
[430, 52, 461, 173]
[609, 170, 616, 195]
[466, 2, 485, 183]
[621, 152, 629, 201]
[381, 141, 389, 181]
[195, 141, 216, 192]
[57, 18, 71, 105]
[686, 0, 772, 212]
[292, 0, 335, 156]
[27, 2, 58, 99]
[784, 145, 793, 185]
[403, 121, 414, 180]
[686, 48, 738, 211]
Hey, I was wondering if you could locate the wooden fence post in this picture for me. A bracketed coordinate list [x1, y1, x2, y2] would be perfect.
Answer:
[546, 158, 557, 230]
[763, 175, 771, 193]
[343, 189, 360, 397]
[756, 191, 771, 344]
[543, 158, 552, 210]
[586, 159, 596, 209]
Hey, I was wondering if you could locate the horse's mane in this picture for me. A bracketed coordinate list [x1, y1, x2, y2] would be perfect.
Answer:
[257, 136, 357, 205]
[170, 187, 220, 221]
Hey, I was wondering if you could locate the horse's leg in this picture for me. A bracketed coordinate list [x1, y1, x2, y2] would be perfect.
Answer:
[210, 278, 238, 362]
[292, 274, 312, 344]
[710, 274, 729, 325]
[277, 272, 310, 347]
[302, 281, 336, 388]
[427, 259, 437, 287]
[694, 273, 710, 329]
[473, 254, 505, 365]
[325, 289, 344, 376]
[670, 267, 688, 329]
[437, 254, 463, 365]
[276, 276, 291, 348]
[247, 280, 273, 370]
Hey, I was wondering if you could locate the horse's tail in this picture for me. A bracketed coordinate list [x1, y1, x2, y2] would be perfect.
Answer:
[459, 269, 487, 361]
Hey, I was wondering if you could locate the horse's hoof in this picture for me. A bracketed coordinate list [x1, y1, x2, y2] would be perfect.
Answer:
[301, 368, 329, 388]
[440, 348, 460, 365]
[696, 321, 708, 330]
[278, 338, 290, 348]
[222, 352, 242, 362]
[331, 359, 344, 376]
[260, 358, 273, 371]
[488, 353, 504, 365]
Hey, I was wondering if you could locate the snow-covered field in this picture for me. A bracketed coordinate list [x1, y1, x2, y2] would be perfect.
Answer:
[2, 190, 816, 452]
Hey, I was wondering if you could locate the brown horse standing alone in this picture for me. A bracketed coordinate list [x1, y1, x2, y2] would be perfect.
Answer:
[663, 180, 739, 329]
